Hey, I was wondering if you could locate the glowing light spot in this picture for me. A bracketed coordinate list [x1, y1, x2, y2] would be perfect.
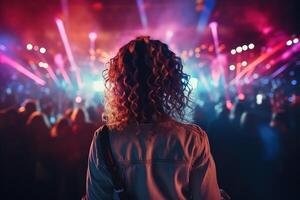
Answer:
[89, 32, 97, 41]
[26, 44, 33, 50]
[6, 88, 12, 94]
[242, 45, 248, 51]
[166, 30, 174, 40]
[293, 38, 299, 44]
[291, 80, 297, 85]
[75, 96, 82, 103]
[33, 45, 39, 51]
[248, 43, 255, 49]
[236, 46, 243, 53]
[286, 40, 293, 46]
[226, 100, 233, 110]
[238, 93, 245, 100]
[39, 47, 46, 54]
[256, 94, 263, 105]
[253, 73, 259, 79]
[38, 62, 48, 68]
[93, 80, 105, 92]
[230, 49, 236, 55]
[190, 77, 198, 89]
[229, 64, 235, 71]
[241, 61, 247, 67]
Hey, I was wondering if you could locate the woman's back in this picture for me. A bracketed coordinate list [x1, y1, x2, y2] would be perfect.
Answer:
[86, 36, 220, 199]
[87, 119, 220, 199]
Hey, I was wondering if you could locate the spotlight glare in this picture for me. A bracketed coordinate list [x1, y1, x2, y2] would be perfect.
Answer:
[293, 38, 299, 44]
[166, 30, 174, 40]
[286, 40, 293, 46]
[241, 61, 247, 67]
[190, 77, 198, 89]
[253, 73, 259, 79]
[89, 32, 97, 41]
[248, 43, 255, 49]
[226, 100, 233, 110]
[26, 43, 33, 50]
[39, 47, 46, 54]
[291, 80, 297, 85]
[236, 46, 243, 53]
[230, 49, 236, 55]
[75, 96, 82, 103]
[256, 94, 263, 105]
[238, 93, 245, 100]
[93, 80, 105, 92]
[33, 45, 39, 51]
[242, 45, 248, 51]
[229, 64, 236, 71]
[38, 62, 48, 68]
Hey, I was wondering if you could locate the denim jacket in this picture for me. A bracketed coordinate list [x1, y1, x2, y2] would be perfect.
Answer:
[86, 119, 221, 200]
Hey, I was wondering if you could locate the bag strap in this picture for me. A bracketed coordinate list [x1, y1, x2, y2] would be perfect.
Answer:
[97, 125, 125, 194]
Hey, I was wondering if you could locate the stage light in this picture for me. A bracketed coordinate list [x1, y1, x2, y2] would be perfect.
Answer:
[242, 45, 248, 51]
[286, 40, 293, 46]
[75, 96, 82, 103]
[230, 49, 236, 55]
[238, 93, 245, 100]
[190, 77, 198, 89]
[33, 45, 39, 51]
[6, 88, 12, 94]
[89, 32, 97, 41]
[256, 94, 263, 105]
[291, 80, 297, 85]
[38, 62, 48, 68]
[226, 100, 233, 110]
[266, 64, 271, 69]
[229, 64, 235, 71]
[241, 61, 247, 67]
[253, 73, 259, 79]
[0, 53, 46, 85]
[39, 47, 46, 54]
[93, 80, 105, 92]
[56, 18, 83, 89]
[26, 44, 33, 50]
[0, 44, 6, 51]
[166, 30, 174, 40]
[248, 43, 255, 49]
[293, 38, 299, 44]
[236, 46, 242, 53]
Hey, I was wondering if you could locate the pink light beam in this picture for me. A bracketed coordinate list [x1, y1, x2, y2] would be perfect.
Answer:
[0, 53, 46, 86]
[55, 18, 83, 89]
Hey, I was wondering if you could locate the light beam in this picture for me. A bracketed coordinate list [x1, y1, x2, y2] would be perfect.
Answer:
[0, 53, 46, 86]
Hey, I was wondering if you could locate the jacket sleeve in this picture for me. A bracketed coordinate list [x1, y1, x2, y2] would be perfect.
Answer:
[189, 128, 221, 200]
[86, 132, 114, 200]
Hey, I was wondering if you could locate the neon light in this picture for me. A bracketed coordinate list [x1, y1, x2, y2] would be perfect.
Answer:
[54, 54, 72, 86]
[55, 18, 83, 89]
[136, 0, 148, 29]
[231, 42, 285, 85]
[0, 53, 46, 85]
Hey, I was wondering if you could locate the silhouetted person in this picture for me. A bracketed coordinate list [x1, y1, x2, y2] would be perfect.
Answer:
[86, 36, 221, 200]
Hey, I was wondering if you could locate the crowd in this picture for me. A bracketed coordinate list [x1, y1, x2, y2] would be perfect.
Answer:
[0, 85, 300, 200]
[193, 89, 300, 200]
[0, 94, 102, 199]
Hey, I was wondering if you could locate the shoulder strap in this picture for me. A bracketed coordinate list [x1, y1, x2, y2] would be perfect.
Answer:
[97, 125, 125, 194]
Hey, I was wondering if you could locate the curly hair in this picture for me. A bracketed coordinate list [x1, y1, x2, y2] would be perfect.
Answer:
[103, 36, 192, 130]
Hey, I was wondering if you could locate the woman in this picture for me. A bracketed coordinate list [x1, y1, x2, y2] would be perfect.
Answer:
[86, 36, 221, 200]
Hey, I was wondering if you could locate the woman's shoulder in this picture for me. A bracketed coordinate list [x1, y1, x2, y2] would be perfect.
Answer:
[171, 120, 207, 138]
